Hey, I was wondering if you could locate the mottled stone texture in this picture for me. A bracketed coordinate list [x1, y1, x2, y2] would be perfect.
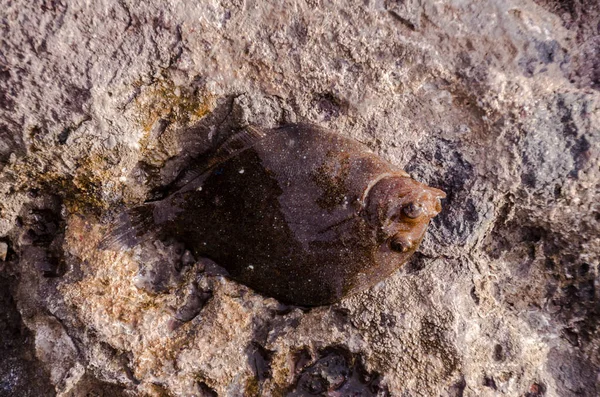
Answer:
[0, 0, 598, 396]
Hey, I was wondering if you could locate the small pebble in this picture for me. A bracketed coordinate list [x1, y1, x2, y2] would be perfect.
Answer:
[105, 135, 117, 149]
[0, 242, 7, 261]
[181, 250, 196, 266]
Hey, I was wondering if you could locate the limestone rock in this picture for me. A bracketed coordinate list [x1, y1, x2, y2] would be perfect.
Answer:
[0, 0, 598, 396]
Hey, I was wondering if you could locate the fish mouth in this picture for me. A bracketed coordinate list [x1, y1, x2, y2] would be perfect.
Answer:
[391, 180, 446, 217]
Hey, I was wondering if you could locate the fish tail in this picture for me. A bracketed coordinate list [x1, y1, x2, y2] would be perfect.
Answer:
[99, 204, 156, 250]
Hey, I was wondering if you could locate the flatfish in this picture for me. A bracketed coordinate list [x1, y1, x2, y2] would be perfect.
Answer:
[102, 123, 445, 306]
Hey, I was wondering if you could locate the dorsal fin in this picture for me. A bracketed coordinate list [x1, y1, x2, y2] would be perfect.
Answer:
[217, 125, 266, 155]
[102, 126, 270, 249]
[151, 126, 269, 199]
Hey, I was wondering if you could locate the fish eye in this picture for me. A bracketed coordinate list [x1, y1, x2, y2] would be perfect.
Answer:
[390, 235, 412, 253]
[402, 202, 423, 219]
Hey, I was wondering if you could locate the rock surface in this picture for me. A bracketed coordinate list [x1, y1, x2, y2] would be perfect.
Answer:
[0, 0, 598, 396]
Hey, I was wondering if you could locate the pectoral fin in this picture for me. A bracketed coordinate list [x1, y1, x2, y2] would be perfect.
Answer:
[98, 204, 156, 250]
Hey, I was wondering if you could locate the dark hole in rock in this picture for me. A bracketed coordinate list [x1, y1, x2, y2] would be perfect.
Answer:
[525, 381, 546, 397]
[470, 286, 480, 305]
[57, 127, 71, 145]
[553, 184, 562, 198]
[493, 344, 505, 362]
[198, 381, 218, 397]
[448, 376, 466, 397]
[483, 376, 497, 390]
[521, 226, 545, 243]
[578, 262, 590, 276]
[405, 251, 427, 273]
[561, 327, 579, 347]
[314, 93, 346, 121]
[332, 307, 350, 324]
[0, 238, 15, 262]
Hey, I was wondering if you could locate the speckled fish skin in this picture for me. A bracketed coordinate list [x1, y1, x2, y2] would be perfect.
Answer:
[114, 124, 446, 306]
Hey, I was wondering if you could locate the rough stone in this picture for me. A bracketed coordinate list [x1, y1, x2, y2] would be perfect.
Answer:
[0, 0, 598, 396]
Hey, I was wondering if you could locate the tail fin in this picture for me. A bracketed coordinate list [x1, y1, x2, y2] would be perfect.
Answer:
[99, 204, 156, 250]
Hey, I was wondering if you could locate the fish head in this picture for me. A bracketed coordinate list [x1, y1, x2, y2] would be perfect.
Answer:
[364, 175, 446, 260]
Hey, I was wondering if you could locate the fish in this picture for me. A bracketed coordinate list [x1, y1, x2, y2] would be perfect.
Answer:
[101, 123, 446, 306]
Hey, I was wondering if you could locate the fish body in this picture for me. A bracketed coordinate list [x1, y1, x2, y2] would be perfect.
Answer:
[105, 124, 445, 306]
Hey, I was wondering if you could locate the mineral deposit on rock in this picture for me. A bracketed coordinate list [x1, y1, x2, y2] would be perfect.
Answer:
[0, 0, 598, 396]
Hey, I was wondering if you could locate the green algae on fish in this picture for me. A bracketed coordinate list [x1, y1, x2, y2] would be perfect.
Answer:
[101, 123, 445, 306]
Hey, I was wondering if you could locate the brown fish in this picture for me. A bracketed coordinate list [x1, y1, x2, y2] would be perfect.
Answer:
[103, 123, 445, 306]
